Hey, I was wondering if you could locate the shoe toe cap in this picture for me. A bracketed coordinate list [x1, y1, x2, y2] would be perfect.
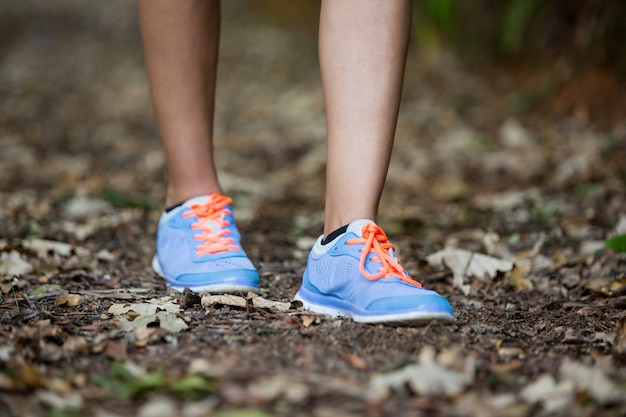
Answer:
[366, 292, 453, 315]
[173, 269, 259, 286]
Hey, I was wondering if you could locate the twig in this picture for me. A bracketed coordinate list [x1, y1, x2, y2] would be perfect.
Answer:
[11, 286, 19, 311]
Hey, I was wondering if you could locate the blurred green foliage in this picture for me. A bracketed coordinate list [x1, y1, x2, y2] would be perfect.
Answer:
[248, 0, 626, 76]
[93, 361, 215, 400]
[605, 234, 626, 253]
[412, 0, 626, 72]
[253, 1, 625, 73]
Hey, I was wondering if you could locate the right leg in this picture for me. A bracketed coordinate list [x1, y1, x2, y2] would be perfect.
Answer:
[139, 0, 221, 207]
[140, 0, 259, 293]
[295, 0, 454, 325]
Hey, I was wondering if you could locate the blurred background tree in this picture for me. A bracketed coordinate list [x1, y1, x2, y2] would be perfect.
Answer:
[412, 0, 626, 71]
[252, 0, 626, 73]
[252, 0, 625, 126]
[411, 0, 626, 124]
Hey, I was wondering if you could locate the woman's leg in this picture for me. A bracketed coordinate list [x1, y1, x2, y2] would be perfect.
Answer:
[140, 0, 259, 294]
[295, 0, 454, 325]
[319, 0, 412, 235]
[139, 0, 221, 207]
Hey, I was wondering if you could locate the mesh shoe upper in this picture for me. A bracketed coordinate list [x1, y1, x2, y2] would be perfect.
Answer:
[296, 219, 454, 324]
[154, 194, 259, 293]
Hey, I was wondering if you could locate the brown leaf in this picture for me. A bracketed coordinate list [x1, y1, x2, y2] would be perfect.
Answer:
[56, 294, 82, 307]
[134, 326, 158, 345]
[63, 336, 89, 355]
[302, 314, 320, 328]
[45, 378, 73, 394]
[19, 365, 45, 389]
[586, 277, 626, 297]
[251, 296, 291, 312]
[345, 354, 368, 370]
[505, 266, 534, 291]
[496, 339, 525, 359]
[201, 293, 293, 312]
[104, 340, 128, 361]
[201, 294, 247, 308]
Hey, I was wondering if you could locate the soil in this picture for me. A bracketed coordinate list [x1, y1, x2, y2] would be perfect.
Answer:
[1, 2, 625, 417]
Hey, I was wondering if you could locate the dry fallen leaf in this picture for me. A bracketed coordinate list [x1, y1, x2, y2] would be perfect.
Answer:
[96, 249, 115, 262]
[104, 340, 128, 361]
[36, 391, 83, 411]
[108, 297, 181, 315]
[117, 312, 188, 336]
[559, 358, 624, 404]
[56, 294, 82, 307]
[520, 374, 574, 413]
[586, 276, 626, 297]
[187, 358, 231, 379]
[505, 266, 533, 291]
[0, 250, 34, 280]
[614, 214, 626, 235]
[62, 336, 88, 355]
[137, 397, 177, 417]
[0, 275, 21, 294]
[301, 314, 320, 328]
[472, 188, 541, 211]
[201, 294, 247, 309]
[579, 240, 606, 256]
[426, 247, 514, 295]
[522, 357, 625, 412]
[251, 297, 292, 312]
[496, 339, 525, 359]
[24, 238, 89, 258]
[156, 311, 189, 332]
[109, 297, 188, 337]
[248, 374, 309, 404]
[0, 345, 14, 362]
[345, 354, 368, 370]
[369, 346, 475, 399]
[201, 293, 293, 313]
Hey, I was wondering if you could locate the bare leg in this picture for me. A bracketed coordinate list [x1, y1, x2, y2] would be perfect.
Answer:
[139, 0, 221, 207]
[319, 0, 411, 235]
[302, 2, 453, 325]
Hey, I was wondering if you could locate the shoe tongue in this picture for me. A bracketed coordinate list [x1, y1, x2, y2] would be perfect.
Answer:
[183, 195, 215, 208]
[346, 219, 376, 236]
[161, 195, 219, 220]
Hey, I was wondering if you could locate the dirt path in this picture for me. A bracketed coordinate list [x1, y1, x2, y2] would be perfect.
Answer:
[1, 2, 625, 416]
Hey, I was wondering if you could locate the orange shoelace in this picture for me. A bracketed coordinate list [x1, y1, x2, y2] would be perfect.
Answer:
[182, 194, 239, 257]
[346, 223, 422, 287]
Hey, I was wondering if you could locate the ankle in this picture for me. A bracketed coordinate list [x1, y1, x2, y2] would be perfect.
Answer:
[166, 185, 222, 207]
[323, 215, 377, 236]
[321, 224, 349, 245]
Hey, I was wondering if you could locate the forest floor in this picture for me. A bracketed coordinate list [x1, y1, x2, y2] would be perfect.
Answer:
[1, 1, 625, 416]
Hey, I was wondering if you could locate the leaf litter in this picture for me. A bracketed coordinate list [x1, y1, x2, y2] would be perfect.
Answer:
[426, 247, 514, 295]
[1, 1, 626, 416]
[109, 297, 189, 335]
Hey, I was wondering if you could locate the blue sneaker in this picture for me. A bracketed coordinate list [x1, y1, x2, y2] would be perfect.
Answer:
[295, 219, 454, 325]
[153, 193, 260, 293]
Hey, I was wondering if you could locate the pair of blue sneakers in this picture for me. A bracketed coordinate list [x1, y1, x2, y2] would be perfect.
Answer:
[153, 194, 454, 325]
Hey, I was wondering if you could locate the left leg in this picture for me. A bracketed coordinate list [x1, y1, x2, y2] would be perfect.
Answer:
[139, 0, 259, 294]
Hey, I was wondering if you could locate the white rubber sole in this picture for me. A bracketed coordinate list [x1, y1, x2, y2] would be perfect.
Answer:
[151, 256, 259, 294]
[294, 293, 455, 326]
